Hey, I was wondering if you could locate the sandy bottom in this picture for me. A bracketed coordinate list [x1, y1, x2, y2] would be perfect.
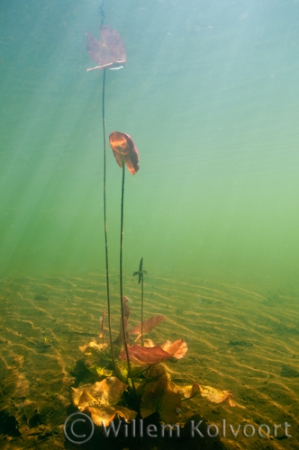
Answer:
[0, 273, 299, 449]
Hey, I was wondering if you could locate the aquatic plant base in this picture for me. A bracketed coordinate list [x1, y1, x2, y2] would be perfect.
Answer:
[0, 274, 299, 449]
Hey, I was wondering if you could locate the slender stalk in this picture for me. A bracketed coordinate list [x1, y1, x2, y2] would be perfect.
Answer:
[99, 0, 106, 27]
[141, 274, 144, 346]
[133, 257, 146, 345]
[120, 164, 136, 394]
[102, 68, 115, 372]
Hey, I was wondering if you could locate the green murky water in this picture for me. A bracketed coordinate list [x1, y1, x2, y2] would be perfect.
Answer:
[1, 1, 299, 448]
[1, 0, 299, 290]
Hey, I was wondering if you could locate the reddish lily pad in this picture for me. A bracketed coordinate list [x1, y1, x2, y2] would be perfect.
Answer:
[86, 25, 126, 71]
[129, 315, 166, 342]
[119, 344, 172, 366]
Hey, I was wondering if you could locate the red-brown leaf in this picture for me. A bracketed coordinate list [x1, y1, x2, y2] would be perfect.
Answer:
[86, 25, 126, 70]
[119, 344, 172, 366]
[161, 339, 188, 360]
[129, 315, 166, 341]
[109, 132, 139, 174]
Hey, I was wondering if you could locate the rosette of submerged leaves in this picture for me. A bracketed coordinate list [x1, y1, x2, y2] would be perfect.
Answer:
[71, 363, 235, 427]
[72, 377, 137, 426]
[72, 308, 235, 428]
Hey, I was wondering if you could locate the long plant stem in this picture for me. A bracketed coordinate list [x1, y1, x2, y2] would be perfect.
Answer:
[141, 275, 144, 346]
[99, 0, 106, 27]
[102, 68, 115, 372]
[120, 164, 136, 394]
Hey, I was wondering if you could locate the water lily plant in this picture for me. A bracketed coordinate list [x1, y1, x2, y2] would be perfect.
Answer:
[72, 298, 235, 429]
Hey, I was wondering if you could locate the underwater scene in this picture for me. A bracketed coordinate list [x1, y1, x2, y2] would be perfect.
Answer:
[1, 0, 299, 449]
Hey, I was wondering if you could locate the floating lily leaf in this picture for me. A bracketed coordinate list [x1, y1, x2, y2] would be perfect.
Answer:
[86, 25, 126, 71]
[129, 315, 166, 342]
[87, 405, 137, 427]
[161, 339, 188, 360]
[199, 385, 236, 406]
[119, 344, 172, 366]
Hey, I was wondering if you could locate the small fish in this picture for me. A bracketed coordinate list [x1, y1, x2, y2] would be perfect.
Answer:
[133, 257, 147, 284]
